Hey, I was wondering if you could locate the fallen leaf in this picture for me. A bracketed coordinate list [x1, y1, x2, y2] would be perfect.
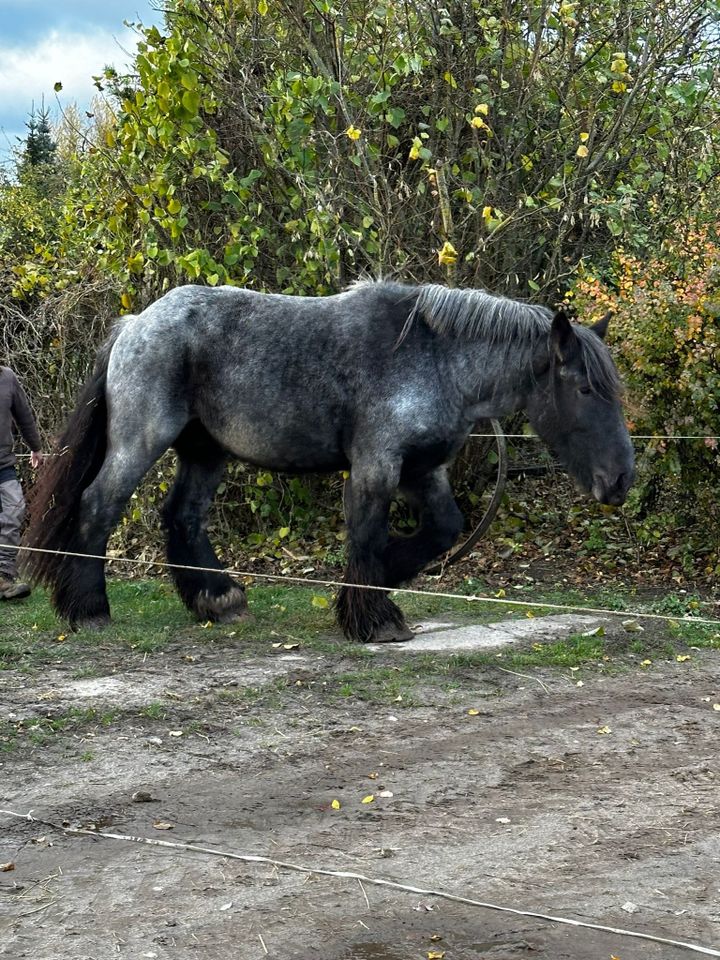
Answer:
[368, 771, 378, 779]
[361, 794, 375, 804]
[495, 816, 511, 824]
[428, 952, 445, 959]
[430, 934, 443, 942]
[676, 655, 691, 662]
[467, 708, 480, 716]
[622, 620, 644, 633]
[597, 725, 612, 735]
[641, 659, 652, 667]
[152, 821, 174, 830]
[168, 730, 183, 737]
[377, 790, 394, 798]
[576, 681, 584, 687]
[713, 704, 720, 711]
[582, 626, 605, 637]
[331, 799, 341, 810]
[311, 595, 329, 608]
[0, 862, 15, 872]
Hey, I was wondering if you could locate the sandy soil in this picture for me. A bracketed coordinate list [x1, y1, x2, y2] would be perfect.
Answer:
[1, 630, 719, 960]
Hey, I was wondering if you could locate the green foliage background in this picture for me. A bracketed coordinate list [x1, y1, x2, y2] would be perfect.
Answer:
[2, 0, 720, 573]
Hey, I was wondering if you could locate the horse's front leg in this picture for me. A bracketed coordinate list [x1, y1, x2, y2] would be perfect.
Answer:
[384, 467, 464, 586]
[335, 459, 413, 643]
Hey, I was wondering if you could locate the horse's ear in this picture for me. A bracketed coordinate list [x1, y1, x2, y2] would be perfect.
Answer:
[591, 310, 612, 340]
[550, 310, 578, 362]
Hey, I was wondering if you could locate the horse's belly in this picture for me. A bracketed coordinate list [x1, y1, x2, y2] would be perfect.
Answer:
[210, 419, 347, 473]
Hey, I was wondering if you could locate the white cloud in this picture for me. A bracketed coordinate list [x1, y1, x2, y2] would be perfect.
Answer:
[0, 26, 140, 115]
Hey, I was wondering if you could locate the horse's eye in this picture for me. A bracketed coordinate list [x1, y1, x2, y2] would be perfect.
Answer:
[578, 385, 592, 396]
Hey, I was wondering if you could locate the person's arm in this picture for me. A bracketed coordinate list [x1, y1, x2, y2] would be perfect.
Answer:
[10, 373, 42, 460]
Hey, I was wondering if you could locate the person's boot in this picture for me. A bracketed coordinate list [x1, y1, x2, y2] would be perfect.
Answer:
[0, 575, 31, 600]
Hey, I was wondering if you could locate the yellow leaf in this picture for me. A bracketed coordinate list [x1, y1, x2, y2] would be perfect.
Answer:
[597, 725, 612, 735]
[676, 655, 691, 662]
[167, 197, 182, 214]
[641, 659, 652, 667]
[612, 80, 627, 93]
[258, 0, 268, 13]
[437, 241, 458, 266]
[121, 292, 132, 309]
[713, 704, 720, 711]
[482, 205, 493, 220]
[494, 588, 506, 598]
[470, 116, 487, 130]
[361, 794, 375, 804]
[579, 131, 589, 142]
[467, 708, 480, 716]
[331, 799, 341, 810]
[56, 634, 67, 642]
[526, 610, 535, 618]
[428, 953, 446, 959]
[576, 144, 589, 158]
[474, 103, 489, 115]
[345, 125, 362, 141]
[311, 595, 329, 608]
[443, 71, 457, 88]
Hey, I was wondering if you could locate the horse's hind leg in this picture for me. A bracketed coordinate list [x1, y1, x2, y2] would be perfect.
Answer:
[163, 423, 247, 623]
[384, 466, 463, 586]
[335, 458, 413, 643]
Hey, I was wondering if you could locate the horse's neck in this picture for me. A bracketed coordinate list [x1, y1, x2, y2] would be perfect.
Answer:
[447, 337, 546, 420]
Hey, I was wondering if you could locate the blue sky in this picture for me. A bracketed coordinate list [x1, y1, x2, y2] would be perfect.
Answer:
[0, 0, 163, 162]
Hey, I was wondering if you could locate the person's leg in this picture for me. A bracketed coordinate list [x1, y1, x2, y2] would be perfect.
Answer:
[0, 478, 30, 598]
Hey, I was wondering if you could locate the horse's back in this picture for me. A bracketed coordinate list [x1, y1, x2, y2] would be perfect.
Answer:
[103, 283, 443, 471]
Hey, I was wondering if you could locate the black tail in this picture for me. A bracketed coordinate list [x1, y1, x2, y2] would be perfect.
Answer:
[20, 331, 118, 591]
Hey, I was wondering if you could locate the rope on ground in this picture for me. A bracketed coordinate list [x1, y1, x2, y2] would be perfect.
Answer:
[1, 810, 718, 957]
[7, 542, 720, 629]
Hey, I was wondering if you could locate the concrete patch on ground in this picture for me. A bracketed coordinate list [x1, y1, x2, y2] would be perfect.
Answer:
[368, 613, 612, 653]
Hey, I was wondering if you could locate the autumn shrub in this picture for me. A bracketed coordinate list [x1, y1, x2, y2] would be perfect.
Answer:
[572, 222, 720, 572]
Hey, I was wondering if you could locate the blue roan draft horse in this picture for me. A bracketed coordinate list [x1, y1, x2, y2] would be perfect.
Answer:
[23, 281, 634, 642]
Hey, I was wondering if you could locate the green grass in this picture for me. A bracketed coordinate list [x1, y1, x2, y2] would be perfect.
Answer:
[1, 578, 717, 706]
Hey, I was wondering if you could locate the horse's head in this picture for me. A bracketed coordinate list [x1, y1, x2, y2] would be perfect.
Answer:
[526, 311, 635, 506]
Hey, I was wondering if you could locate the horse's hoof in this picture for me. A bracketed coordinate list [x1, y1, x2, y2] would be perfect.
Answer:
[368, 622, 415, 644]
[195, 586, 248, 623]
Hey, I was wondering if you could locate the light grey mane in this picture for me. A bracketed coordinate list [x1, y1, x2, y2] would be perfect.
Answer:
[408, 283, 553, 344]
[399, 283, 621, 399]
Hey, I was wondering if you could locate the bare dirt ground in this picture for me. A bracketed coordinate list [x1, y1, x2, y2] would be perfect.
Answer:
[2, 622, 720, 960]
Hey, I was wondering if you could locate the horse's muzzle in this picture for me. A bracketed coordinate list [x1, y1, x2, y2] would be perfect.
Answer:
[592, 470, 634, 506]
